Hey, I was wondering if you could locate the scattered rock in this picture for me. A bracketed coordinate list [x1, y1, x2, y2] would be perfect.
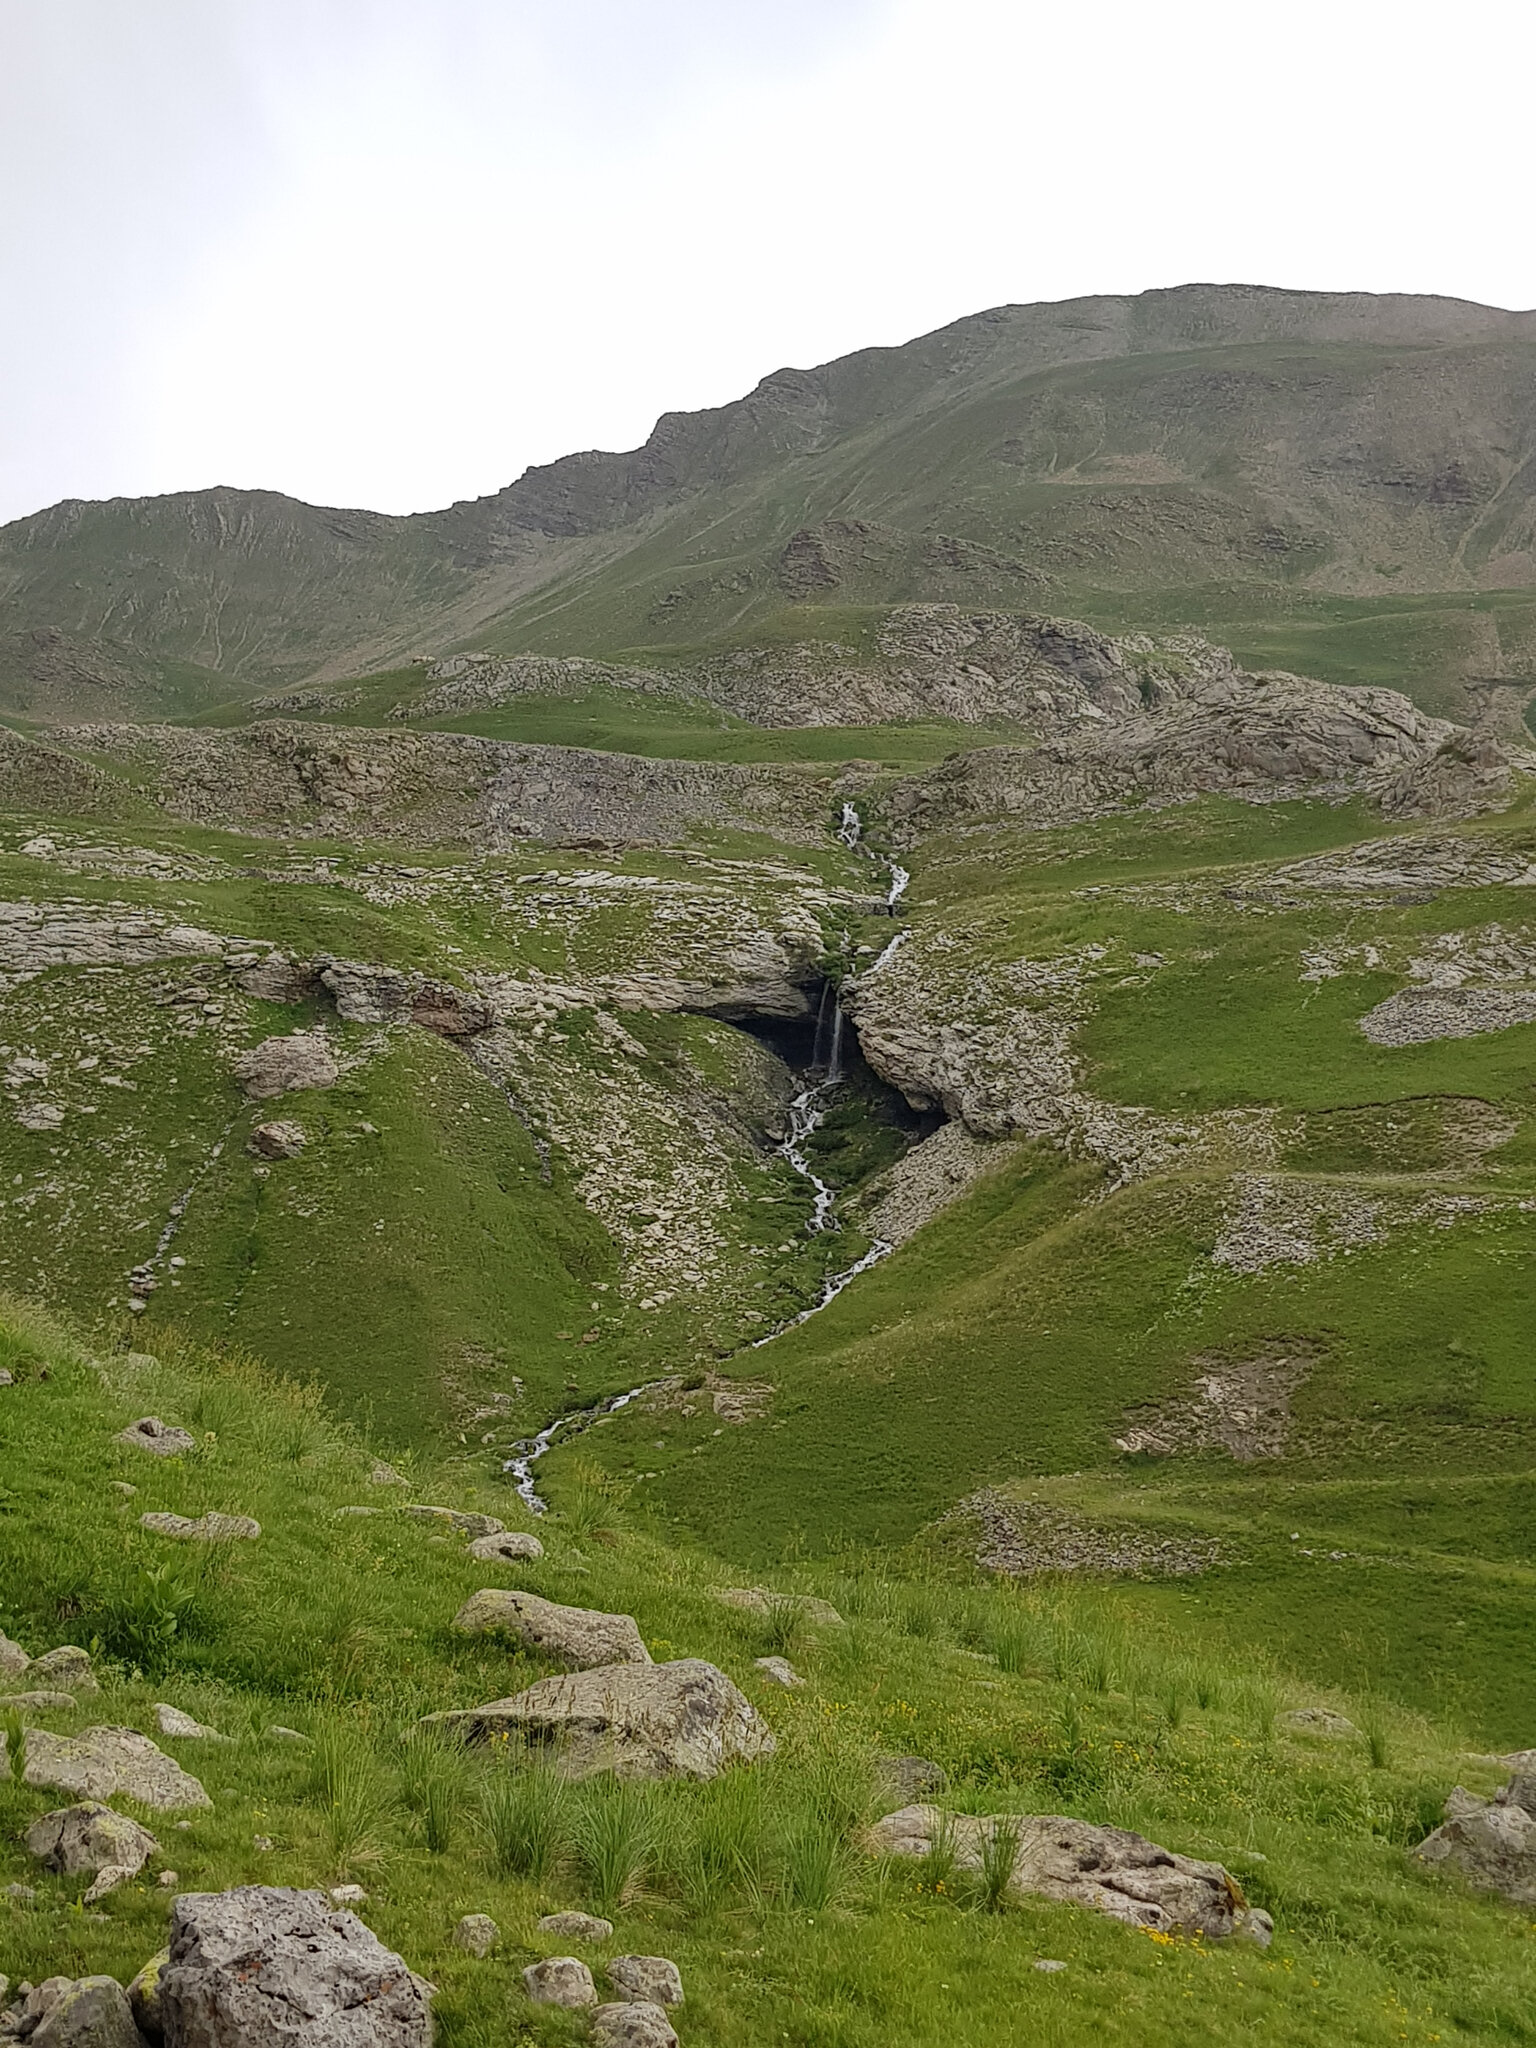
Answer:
[159, 1872, 178, 1888]
[247, 1121, 306, 1161]
[876, 1755, 949, 1803]
[24, 1803, 160, 1878]
[154, 1706, 230, 1744]
[522, 1958, 596, 2008]
[402, 1505, 503, 1539]
[329, 1886, 368, 1905]
[1034, 1959, 1068, 1973]
[465, 1530, 544, 1563]
[710, 1587, 844, 1627]
[5, 1692, 77, 1713]
[1282, 1708, 1359, 1738]
[452, 1914, 498, 1958]
[590, 2002, 679, 2048]
[451, 1590, 650, 1668]
[159, 1886, 433, 2046]
[865, 1805, 1264, 1937]
[23, 1729, 211, 1811]
[30, 1648, 98, 1693]
[1416, 1775, 1536, 1902]
[423, 1658, 776, 1781]
[607, 1958, 683, 2007]
[6, 1882, 38, 1900]
[536, 1911, 613, 1942]
[139, 1512, 260, 1543]
[126, 1952, 167, 2040]
[753, 1657, 803, 1688]
[111, 1483, 137, 1499]
[252, 1837, 274, 1854]
[0, 1630, 30, 1677]
[29, 1976, 148, 2048]
[267, 1726, 309, 1744]
[82, 1865, 138, 1906]
[368, 1462, 406, 1487]
[233, 1033, 338, 1100]
[115, 1418, 194, 1459]
[951, 1489, 1220, 1578]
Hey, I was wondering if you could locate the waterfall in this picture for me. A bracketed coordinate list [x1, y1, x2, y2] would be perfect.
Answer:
[827, 996, 845, 1083]
[836, 801, 863, 850]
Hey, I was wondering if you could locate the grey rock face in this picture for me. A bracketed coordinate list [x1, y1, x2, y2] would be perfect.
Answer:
[159, 1887, 432, 2047]
[590, 2002, 679, 2048]
[536, 1911, 613, 1942]
[246, 1121, 306, 1160]
[23, 1730, 210, 1811]
[452, 1914, 498, 1958]
[233, 1033, 338, 1101]
[24, 1802, 160, 1878]
[29, 1978, 149, 2048]
[139, 1512, 260, 1543]
[866, 1805, 1260, 1937]
[451, 1589, 650, 1668]
[607, 1957, 683, 2007]
[466, 1530, 544, 1563]
[522, 1958, 596, 2008]
[424, 1657, 776, 1781]
[116, 1419, 195, 1458]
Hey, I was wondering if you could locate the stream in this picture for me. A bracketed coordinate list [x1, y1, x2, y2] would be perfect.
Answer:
[504, 801, 908, 1509]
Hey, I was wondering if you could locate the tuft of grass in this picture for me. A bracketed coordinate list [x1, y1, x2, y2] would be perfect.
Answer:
[760, 1594, 805, 1659]
[917, 1809, 960, 1895]
[780, 1814, 848, 1911]
[573, 1778, 661, 1911]
[479, 1760, 572, 1883]
[975, 1814, 1022, 1914]
[402, 1731, 471, 1854]
[1361, 1706, 1393, 1772]
[308, 1722, 395, 1878]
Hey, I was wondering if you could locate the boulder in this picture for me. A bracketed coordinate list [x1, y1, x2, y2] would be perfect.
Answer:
[25, 1803, 159, 1878]
[422, 1658, 776, 1781]
[753, 1656, 803, 1688]
[126, 1951, 167, 2042]
[29, 1978, 149, 2048]
[466, 1531, 544, 1563]
[522, 1958, 595, 2008]
[23, 1729, 211, 1811]
[7, 1979, 73, 2038]
[233, 1033, 338, 1100]
[30, 1648, 99, 1693]
[402, 1505, 503, 1539]
[591, 2003, 679, 2048]
[6, 1691, 77, 1713]
[83, 1864, 138, 1906]
[865, 1805, 1267, 1939]
[1416, 1785, 1536, 1903]
[139, 1513, 260, 1543]
[452, 1915, 498, 1958]
[710, 1586, 844, 1627]
[607, 1958, 683, 2007]
[159, 1886, 432, 2046]
[154, 1706, 230, 1744]
[451, 1590, 650, 1668]
[0, 1629, 30, 1677]
[116, 1419, 194, 1459]
[247, 1122, 306, 1161]
[536, 1911, 613, 1942]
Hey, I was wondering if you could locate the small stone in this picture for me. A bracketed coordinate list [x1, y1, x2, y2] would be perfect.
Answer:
[253, 1835, 275, 1852]
[403, 1504, 503, 1539]
[267, 1726, 309, 1743]
[536, 1911, 613, 1942]
[26, 1724, 211, 1810]
[523, 1957, 596, 2008]
[451, 1589, 649, 1668]
[876, 1755, 949, 1802]
[234, 1032, 338, 1100]
[139, 1511, 260, 1542]
[0, 1629, 30, 1677]
[155, 1704, 232, 1743]
[117, 1416, 195, 1458]
[160, 1870, 179, 1887]
[127, 1948, 168, 2037]
[82, 1861, 137, 1904]
[607, 1957, 683, 2007]
[26, 1803, 160, 1879]
[5, 1690, 77, 1712]
[329, 1884, 368, 1904]
[6, 1881, 38, 1899]
[753, 1656, 803, 1688]
[590, 2000, 679, 2048]
[1034, 1958, 1068, 1972]
[453, 1913, 499, 1957]
[248, 1120, 306, 1161]
[466, 1530, 545, 1563]
[111, 1481, 138, 1498]
[1281, 1708, 1358, 1738]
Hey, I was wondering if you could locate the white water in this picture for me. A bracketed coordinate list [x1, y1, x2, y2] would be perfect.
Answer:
[836, 800, 863, 851]
[864, 927, 911, 975]
[886, 861, 910, 910]
[503, 1379, 664, 1514]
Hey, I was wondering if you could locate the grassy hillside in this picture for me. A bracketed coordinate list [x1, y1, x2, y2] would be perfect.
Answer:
[3, 1298, 1534, 2047]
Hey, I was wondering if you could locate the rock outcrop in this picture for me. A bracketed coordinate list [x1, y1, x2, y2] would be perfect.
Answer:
[423, 1657, 776, 1780]
[139, 1513, 260, 1544]
[158, 1886, 433, 2046]
[116, 1418, 195, 1458]
[450, 1590, 650, 1668]
[233, 1033, 338, 1100]
[1415, 1773, 1536, 1902]
[22, 1729, 210, 1811]
[865, 1805, 1270, 1940]
[24, 1802, 159, 1878]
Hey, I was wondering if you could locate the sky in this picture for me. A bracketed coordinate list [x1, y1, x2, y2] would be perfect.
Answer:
[2, 0, 1533, 526]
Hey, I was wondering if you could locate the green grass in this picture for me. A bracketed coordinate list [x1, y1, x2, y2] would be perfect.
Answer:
[2, 1297, 1535, 2046]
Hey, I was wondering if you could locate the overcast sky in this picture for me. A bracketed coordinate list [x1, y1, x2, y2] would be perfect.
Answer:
[2, 0, 1532, 526]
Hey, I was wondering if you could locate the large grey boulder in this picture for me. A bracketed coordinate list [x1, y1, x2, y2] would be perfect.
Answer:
[607, 1958, 683, 2007]
[591, 2004, 678, 2048]
[233, 1033, 338, 1100]
[23, 1729, 211, 1811]
[1416, 1779, 1536, 1903]
[865, 1805, 1270, 1939]
[522, 1958, 595, 2008]
[451, 1590, 649, 1668]
[423, 1657, 776, 1781]
[139, 1513, 260, 1544]
[25, 1802, 160, 1878]
[29, 1978, 149, 2048]
[466, 1531, 544, 1563]
[116, 1419, 195, 1459]
[159, 1887, 432, 2046]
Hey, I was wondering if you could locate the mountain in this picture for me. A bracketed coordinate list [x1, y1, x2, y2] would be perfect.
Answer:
[4, 283, 1536, 722]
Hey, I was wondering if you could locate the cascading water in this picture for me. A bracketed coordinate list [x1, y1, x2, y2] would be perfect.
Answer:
[503, 1379, 664, 1514]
